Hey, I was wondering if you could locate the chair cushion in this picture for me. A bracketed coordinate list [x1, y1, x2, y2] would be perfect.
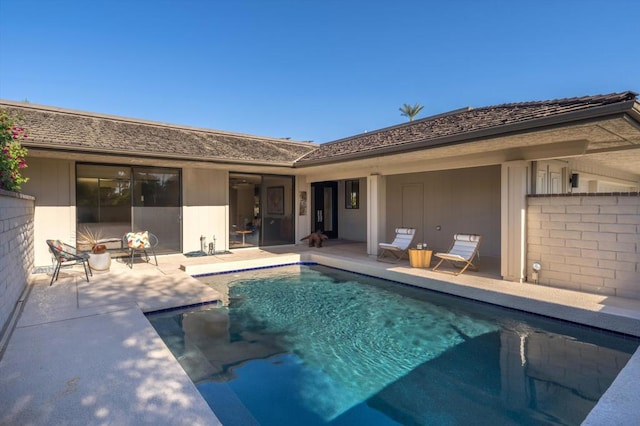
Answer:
[395, 228, 415, 235]
[52, 240, 63, 251]
[454, 234, 481, 242]
[126, 231, 150, 249]
[50, 239, 75, 261]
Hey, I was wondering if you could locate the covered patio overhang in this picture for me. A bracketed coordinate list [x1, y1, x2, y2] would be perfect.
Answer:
[293, 110, 640, 285]
[296, 111, 640, 179]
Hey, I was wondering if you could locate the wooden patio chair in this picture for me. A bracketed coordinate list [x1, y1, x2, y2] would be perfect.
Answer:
[432, 234, 482, 275]
[377, 228, 416, 263]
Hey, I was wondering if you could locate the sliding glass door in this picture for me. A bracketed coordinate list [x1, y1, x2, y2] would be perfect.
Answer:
[229, 173, 294, 248]
[132, 167, 181, 253]
[76, 164, 132, 251]
[262, 175, 294, 246]
[76, 164, 181, 253]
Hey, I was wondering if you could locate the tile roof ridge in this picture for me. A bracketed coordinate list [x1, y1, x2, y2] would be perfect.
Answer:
[0, 99, 317, 147]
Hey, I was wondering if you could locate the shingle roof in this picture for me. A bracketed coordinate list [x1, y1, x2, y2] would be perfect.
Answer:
[297, 91, 639, 164]
[0, 102, 317, 164]
[3, 92, 637, 167]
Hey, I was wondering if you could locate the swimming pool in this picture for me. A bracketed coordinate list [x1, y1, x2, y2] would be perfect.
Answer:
[147, 264, 638, 425]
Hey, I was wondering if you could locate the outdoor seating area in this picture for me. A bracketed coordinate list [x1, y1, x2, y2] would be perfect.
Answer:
[45, 231, 161, 283]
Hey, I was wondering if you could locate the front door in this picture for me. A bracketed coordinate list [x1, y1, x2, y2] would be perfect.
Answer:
[312, 181, 338, 239]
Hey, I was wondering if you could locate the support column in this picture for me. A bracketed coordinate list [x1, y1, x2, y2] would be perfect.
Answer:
[367, 174, 386, 256]
[501, 161, 530, 282]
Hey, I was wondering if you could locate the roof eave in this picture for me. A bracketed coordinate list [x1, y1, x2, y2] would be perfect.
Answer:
[0, 99, 317, 148]
[24, 145, 297, 168]
[295, 99, 639, 167]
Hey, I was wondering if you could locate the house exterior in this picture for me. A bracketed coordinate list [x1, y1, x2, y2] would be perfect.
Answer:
[2, 91, 639, 298]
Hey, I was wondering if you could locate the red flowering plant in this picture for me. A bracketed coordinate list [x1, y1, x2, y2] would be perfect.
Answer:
[0, 109, 29, 192]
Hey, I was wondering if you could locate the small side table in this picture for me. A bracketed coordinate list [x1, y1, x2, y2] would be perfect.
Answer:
[408, 249, 433, 268]
[236, 230, 253, 245]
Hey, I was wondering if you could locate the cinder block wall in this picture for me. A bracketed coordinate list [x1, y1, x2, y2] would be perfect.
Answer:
[527, 193, 640, 299]
[0, 190, 35, 335]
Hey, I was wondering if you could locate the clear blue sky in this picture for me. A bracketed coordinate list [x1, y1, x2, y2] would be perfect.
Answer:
[1, 1, 638, 143]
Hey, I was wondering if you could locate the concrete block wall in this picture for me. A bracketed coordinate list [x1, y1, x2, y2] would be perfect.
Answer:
[0, 189, 35, 335]
[527, 193, 640, 299]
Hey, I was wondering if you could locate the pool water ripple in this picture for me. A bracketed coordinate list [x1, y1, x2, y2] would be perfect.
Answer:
[148, 265, 638, 426]
[227, 268, 498, 419]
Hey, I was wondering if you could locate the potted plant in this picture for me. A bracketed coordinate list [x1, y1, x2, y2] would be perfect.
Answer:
[78, 226, 111, 271]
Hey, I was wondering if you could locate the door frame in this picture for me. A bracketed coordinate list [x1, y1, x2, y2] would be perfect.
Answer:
[312, 181, 338, 239]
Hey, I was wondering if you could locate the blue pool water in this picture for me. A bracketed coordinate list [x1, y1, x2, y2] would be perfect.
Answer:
[147, 265, 638, 425]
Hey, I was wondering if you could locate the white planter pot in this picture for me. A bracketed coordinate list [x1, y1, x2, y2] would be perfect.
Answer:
[89, 252, 111, 272]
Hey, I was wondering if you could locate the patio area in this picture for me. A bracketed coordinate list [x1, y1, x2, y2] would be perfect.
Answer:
[1, 241, 639, 425]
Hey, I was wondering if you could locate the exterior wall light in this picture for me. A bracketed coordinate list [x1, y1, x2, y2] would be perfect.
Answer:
[532, 262, 541, 283]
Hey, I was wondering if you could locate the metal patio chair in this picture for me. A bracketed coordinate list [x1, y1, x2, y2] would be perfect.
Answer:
[123, 231, 158, 268]
[46, 239, 92, 286]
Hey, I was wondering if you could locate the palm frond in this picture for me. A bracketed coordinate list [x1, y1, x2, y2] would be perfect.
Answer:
[399, 103, 424, 121]
[77, 226, 104, 245]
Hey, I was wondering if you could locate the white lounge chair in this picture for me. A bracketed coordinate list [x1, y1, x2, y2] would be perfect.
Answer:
[432, 233, 481, 275]
[377, 228, 416, 262]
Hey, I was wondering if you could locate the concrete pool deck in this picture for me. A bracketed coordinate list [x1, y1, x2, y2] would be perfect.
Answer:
[1, 242, 639, 425]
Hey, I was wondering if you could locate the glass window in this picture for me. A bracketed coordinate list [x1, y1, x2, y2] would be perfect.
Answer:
[76, 165, 132, 251]
[76, 164, 181, 253]
[132, 167, 181, 252]
[345, 179, 359, 209]
[262, 175, 294, 246]
[133, 168, 180, 207]
[229, 173, 294, 247]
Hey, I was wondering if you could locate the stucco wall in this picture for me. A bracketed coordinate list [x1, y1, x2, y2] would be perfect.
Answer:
[22, 157, 75, 267]
[386, 166, 501, 256]
[295, 177, 311, 243]
[24, 162, 231, 259]
[527, 194, 640, 299]
[338, 178, 367, 242]
[182, 168, 228, 253]
[0, 190, 34, 335]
